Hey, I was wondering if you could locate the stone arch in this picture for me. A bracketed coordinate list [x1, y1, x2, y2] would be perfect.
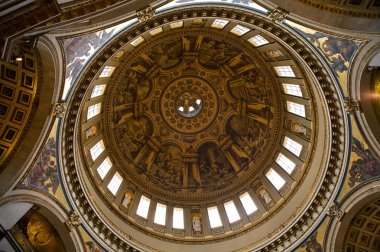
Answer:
[0, 36, 63, 196]
[324, 178, 380, 251]
[349, 40, 380, 157]
[0, 189, 84, 252]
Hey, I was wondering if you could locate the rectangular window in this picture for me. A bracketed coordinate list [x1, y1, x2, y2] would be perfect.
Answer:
[230, 25, 250, 36]
[150, 27, 163, 36]
[282, 84, 302, 97]
[107, 172, 123, 195]
[90, 140, 105, 161]
[266, 168, 286, 190]
[276, 153, 296, 174]
[136, 195, 151, 219]
[248, 35, 269, 47]
[224, 201, 241, 223]
[170, 21, 183, 29]
[99, 66, 115, 78]
[172, 207, 184, 229]
[87, 103, 101, 119]
[130, 36, 145, 47]
[239, 192, 257, 215]
[207, 206, 223, 228]
[97, 157, 112, 179]
[287, 101, 306, 117]
[154, 203, 167, 226]
[211, 19, 229, 29]
[91, 85, 106, 98]
[274, 66, 295, 77]
[283, 136, 302, 157]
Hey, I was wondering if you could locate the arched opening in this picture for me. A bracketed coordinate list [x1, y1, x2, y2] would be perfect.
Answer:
[0, 193, 82, 252]
[325, 179, 380, 251]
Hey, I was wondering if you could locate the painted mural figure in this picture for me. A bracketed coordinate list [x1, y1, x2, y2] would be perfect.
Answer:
[258, 187, 272, 205]
[24, 137, 59, 194]
[192, 214, 202, 232]
[349, 138, 380, 187]
[118, 117, 152, 158]
[293, 28, 358, 74]
[303, 232, 323, 252]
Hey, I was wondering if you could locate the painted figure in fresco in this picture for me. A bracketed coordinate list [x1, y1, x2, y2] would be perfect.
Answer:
[149, 38, 182, 69]
[236, 68, 271, 104]
[118, 117, 152, 158]
[25, 137, 59, 194]
[65, 29, 115, 87]
[150, 145, 184, 189]
[296, 30, 358, 74]
[228, 115, 267, 157]
[198, 38, 238, 68]
[349, 138, 380, 187]
[192, 214, 202, 232]
[303, 232, 323, 252]
[85, 241, 102, 252]
[85, 125, 97, 139]
[121, 192, 133, 210]
[292, 122, 307, 137]
[258, 187, 272, 205]
[198, 143, 234, 189]
[265, 50, 283, 61]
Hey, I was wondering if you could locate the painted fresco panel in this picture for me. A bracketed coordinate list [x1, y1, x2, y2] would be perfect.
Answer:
[296, 218, 328, 252]
[20, 119, 69, 209]
[338, 119, 380, 201]
[79, 226, 104, 252]
[62, 18, 137, 99]
[286, 21, 362, 96]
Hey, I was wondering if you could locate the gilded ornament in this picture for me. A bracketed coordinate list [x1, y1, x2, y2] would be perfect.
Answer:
[268, 8, 289, 23]
[327, 202, 344, 220]
[65, 211, 81, 231]
[137, 6, 155, 23]
[51, 103, 66, 117]
[344, 99, 361, 113]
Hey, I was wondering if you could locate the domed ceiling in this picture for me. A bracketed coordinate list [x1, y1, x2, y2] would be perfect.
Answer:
[61, 3, 347, 252]
[105, 29, 282, 201]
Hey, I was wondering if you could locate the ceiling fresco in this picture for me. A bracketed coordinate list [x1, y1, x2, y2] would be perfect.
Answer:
[106, 31, 280, 196]
[286, 20, 363, 96]
[62, 18, 137, 99]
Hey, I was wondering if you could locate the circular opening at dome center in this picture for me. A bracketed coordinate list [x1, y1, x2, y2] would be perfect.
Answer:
[175, 91, 203, 118]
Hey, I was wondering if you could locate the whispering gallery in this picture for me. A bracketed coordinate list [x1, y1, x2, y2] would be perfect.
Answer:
[0, 0, 380, 251]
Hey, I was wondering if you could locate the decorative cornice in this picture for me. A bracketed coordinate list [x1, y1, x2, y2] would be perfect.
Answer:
[296, 0, 380, 19]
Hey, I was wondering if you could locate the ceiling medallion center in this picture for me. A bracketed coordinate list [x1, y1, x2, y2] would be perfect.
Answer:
[176, 91, 202, 118]
[160, 76, 218, 134]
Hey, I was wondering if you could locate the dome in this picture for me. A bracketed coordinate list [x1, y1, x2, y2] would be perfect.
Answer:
[60, 3, 345, 252]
